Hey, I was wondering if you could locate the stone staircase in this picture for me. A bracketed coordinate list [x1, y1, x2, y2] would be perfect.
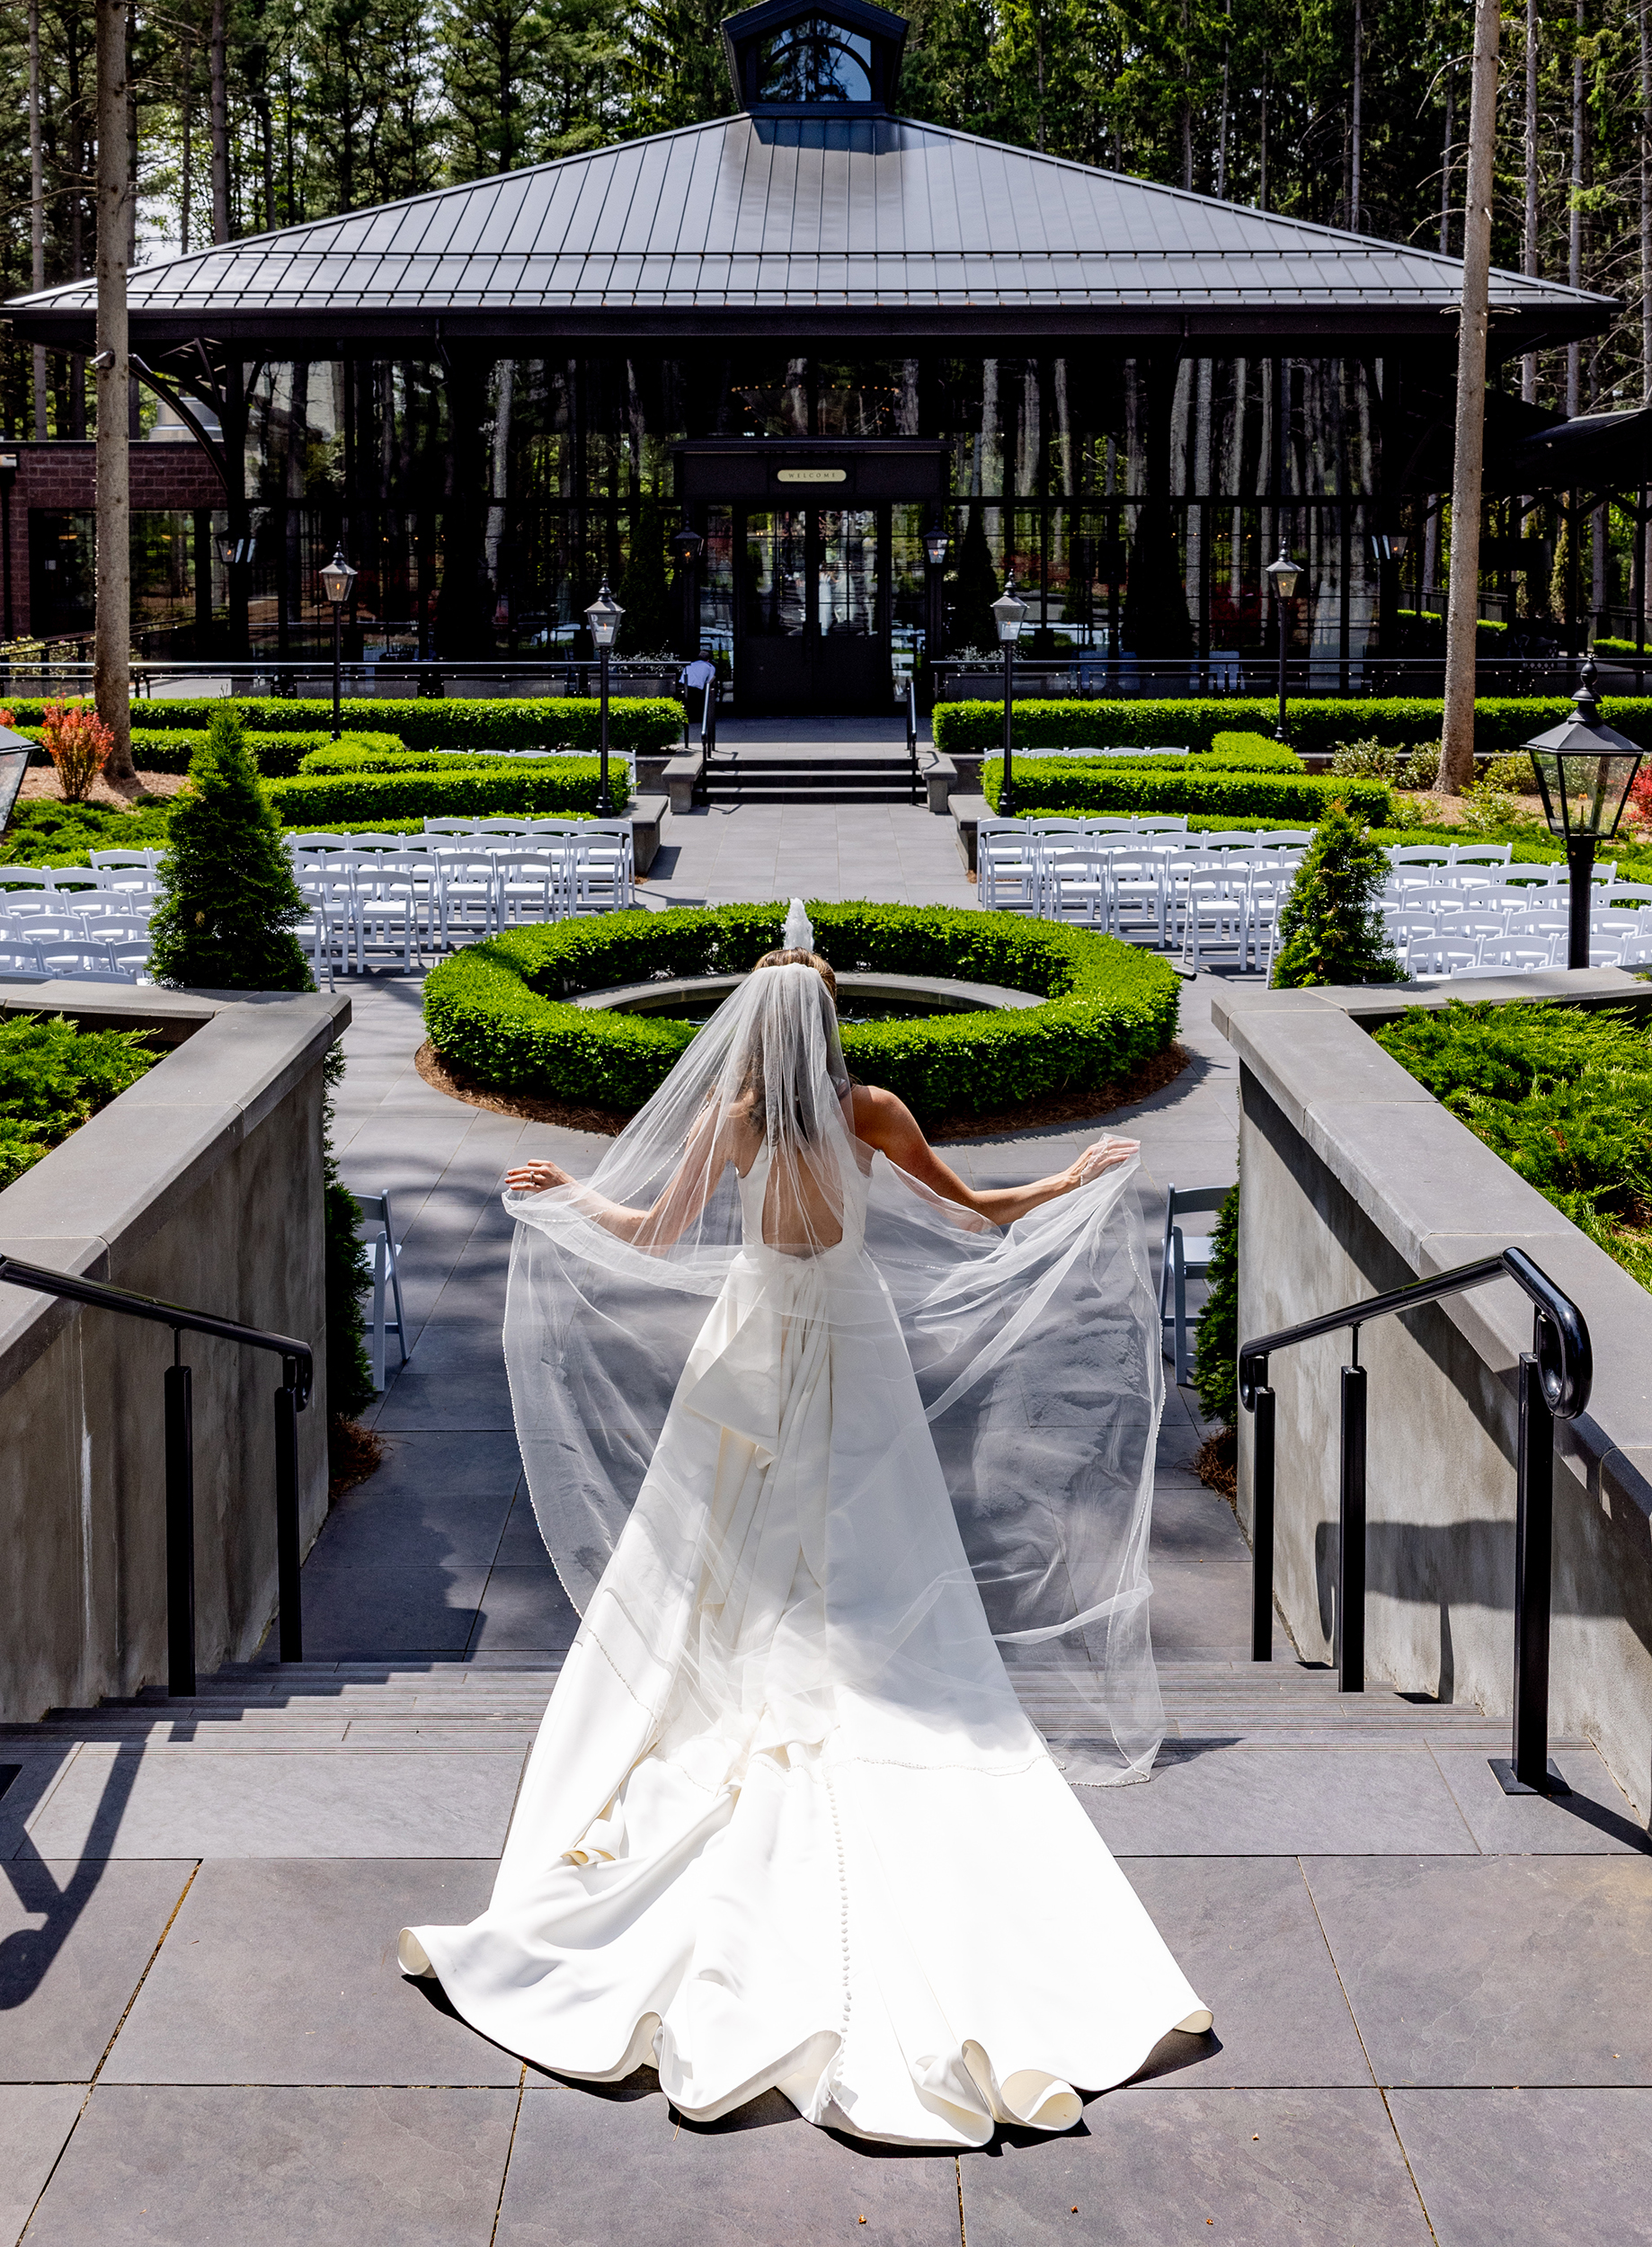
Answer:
[701, 746, 924, 805]
[6, 1651, 1572, 1761]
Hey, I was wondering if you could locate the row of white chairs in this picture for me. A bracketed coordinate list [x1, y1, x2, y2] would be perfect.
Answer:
[284, 823, 635, 982]
[1400, 907, 1652, 975]
[0, 915, 153, 981]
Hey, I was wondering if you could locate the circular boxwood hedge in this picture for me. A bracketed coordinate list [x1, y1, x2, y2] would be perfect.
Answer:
[422, 903, 1180, 1128]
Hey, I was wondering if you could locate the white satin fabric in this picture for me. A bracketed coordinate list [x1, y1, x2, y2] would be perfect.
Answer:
[401, 1142, 1210, 2147]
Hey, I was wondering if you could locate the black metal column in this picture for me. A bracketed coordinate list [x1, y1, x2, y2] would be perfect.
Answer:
[1339, 1363, 1367, 1692]
[164, 1359, 196, 1697]
[1250, 1385, 1276, 1662]
[1566, 834, 1596, 970]
[1493, 1348, 1568, 1795]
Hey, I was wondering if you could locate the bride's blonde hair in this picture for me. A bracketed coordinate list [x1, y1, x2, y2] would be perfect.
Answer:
[754, 947, 838, 1005]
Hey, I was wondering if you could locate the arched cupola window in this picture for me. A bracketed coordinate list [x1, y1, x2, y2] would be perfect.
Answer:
[722, 0, 908, 117]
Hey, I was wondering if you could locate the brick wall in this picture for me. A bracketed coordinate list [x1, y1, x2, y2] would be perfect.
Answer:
[3, 440, 225, 640]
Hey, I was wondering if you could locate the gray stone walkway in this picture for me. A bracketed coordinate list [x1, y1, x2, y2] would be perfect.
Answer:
[4, 857, 1650, 2243]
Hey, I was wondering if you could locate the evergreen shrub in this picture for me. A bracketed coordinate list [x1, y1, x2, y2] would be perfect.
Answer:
[1271, 801, 1405, 989]
[0, 1013, 160, 1190]
[1192, 1181, 1239, 1428]
[147, 709, 313, 990]
[424, 904, 1180, 1124]
[1374, 1001, 1652, 1293]
[1, 800, 173, 867]
[982, 759, 1392, 823]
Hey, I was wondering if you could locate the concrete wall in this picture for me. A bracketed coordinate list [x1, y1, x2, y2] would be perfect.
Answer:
[1212, 968, 1652, 1821]
[0, 981, 350, 1723]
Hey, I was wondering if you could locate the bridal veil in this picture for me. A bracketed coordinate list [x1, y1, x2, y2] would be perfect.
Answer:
[502, 928, 1167, 1784]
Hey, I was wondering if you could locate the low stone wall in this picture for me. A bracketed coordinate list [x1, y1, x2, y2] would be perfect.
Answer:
[1213, 968, 1652, 1821]
[0, 981, 350, 1724]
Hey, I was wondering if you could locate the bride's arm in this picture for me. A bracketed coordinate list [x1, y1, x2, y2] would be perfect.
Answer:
[850, 1084, 1137, 1228]
[505, 1104, 735, 1247]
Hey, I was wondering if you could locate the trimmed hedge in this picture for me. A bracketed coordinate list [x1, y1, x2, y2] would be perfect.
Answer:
[982, 760, 1394, 823]
[423, 903, 1181, 1125]
[933, 694, 1652, 759]
[128, 729, 395, 777]
[1, 695, 683, 756]
[299, 742, 465, 775]
[263, 758, 630, 825]
[1207, 732, 1306, 769]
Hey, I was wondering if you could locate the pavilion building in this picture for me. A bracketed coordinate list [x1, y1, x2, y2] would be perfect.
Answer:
[7, 0, 1645, 708]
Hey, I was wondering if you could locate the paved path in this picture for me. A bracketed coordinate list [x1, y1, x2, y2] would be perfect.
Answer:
[3, 855, 1649, 2242]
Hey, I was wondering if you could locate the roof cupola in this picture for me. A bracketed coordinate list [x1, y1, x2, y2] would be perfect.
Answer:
[721, 0, 908, 116]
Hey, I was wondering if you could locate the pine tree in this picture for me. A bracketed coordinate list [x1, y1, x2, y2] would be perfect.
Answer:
[617, 492, 675, 654]
[1270, 800, 1405, 989]
[1193, 1180, 1239, 1429]
[949, 504, 1004, 655]
[147, 706, 312, 990]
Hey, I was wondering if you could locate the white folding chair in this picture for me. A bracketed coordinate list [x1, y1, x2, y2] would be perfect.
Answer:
[977, 821, 1041, 911]
[352, 1188, 409, 1391]
[0, 928, 45, 976]
[580, 821, 635, 911]
[1159, 1184, 1229, 1386]
[434, 851, 501, 941]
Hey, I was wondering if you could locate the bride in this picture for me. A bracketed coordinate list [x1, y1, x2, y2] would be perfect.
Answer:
[400, 907, 1211, 2147]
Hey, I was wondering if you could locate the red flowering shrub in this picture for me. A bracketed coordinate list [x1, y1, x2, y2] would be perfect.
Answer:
[39, 701, 114, 804]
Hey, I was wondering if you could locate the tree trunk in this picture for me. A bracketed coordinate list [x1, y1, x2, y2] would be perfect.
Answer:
[1350, 0, 1363, 228]
[1440, 64, 1455, 254]
[181, 32, 193, 254]
[485, 357, 515, 603]
[1523, 0, 1539, 404]
[1641, 0, 1651, 634]
[1441, 0, 1500, 796]
[95, 0, 134, 781]
[67, 20, 87, 440]
[30, 0, 49, 440]
[210, 0, 230, 244]
[1568, 0, 1585, 419]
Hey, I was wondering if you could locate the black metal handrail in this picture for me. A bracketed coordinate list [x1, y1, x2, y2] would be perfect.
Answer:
[904, 674, 921, 803]
[1239, 1248, 1593, 1798]
[0, 1255, 314, 1698]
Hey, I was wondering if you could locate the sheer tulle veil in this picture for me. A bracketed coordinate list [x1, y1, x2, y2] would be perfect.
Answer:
[502, 906, 1168, 1783]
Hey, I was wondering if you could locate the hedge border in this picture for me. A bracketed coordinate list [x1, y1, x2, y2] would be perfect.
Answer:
[0, 695, 682, 756]
[263, 759, 629, 823]
[982, 759, 1394, 822]
[932, 694, 1652, 759]
[422, 902, 1181, 1125]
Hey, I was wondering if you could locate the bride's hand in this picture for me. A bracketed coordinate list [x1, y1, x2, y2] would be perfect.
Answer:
[506, 1159, 573, 1194]
[1065, 1136, 1139, 1189]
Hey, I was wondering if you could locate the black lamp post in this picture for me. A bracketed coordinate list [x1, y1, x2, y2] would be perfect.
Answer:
[584, 578, 625, 818]
[318, 544, 358, 740]
[991, 573, 1029, 818]
[1523, 659, 1644, 969]
[1265, 546, 1303, 742]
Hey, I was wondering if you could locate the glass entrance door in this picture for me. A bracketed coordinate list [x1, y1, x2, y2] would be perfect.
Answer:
[736, 506, 889, 711]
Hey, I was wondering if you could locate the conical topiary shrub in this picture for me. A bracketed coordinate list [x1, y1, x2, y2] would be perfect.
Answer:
[1270, 799, 1404, 990]
[147, 706, 312, 991]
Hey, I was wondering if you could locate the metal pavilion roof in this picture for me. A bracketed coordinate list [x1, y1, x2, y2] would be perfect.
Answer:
[7, 111, 1613, 354]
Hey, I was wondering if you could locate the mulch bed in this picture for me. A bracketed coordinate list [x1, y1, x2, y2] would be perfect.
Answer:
[1195, 1426, 1238, 1502]
[417, 1036, 1190, 1142]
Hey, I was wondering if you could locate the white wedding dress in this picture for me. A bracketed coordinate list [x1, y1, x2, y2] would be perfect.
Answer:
[400, 962, 1211, 2146]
